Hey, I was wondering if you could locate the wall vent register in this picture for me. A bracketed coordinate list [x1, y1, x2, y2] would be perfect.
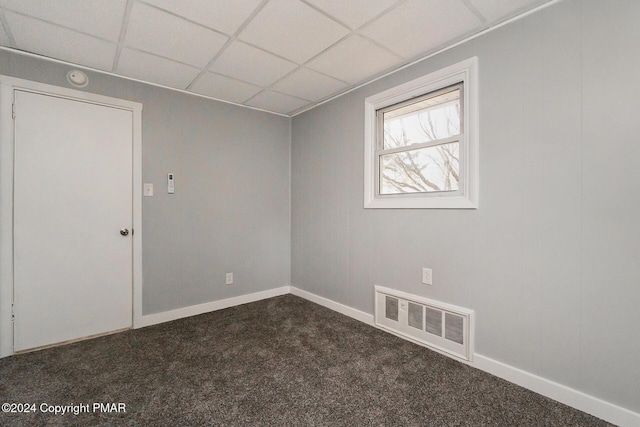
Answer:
[375, 286, 474, 361]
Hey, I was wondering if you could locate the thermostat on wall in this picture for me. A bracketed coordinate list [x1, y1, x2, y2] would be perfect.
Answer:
[168, 173, 174, 194]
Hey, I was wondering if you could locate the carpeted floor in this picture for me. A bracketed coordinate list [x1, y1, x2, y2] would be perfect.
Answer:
[0, 294, 612, 426]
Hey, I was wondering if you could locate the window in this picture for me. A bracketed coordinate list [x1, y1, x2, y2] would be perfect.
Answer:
[378, 83, 462, 196]
[364, 57, 478, 209]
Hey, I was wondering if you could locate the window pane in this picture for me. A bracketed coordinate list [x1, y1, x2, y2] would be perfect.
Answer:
[383, 87, 460, 149]
[380, 142, 459, 195]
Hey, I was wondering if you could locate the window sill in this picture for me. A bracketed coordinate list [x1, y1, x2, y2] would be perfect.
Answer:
[364, 194, 477, 209]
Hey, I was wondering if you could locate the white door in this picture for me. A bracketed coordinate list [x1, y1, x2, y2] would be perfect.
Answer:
[13, 90, 133, 352]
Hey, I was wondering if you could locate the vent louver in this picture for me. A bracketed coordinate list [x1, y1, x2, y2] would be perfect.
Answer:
[375, 286, 474, 361]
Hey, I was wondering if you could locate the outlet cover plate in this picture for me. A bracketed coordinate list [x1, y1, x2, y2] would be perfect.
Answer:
[422, 268, 432, 285]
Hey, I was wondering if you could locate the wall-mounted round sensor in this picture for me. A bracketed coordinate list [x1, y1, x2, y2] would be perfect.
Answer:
[66, 70, 88, 88]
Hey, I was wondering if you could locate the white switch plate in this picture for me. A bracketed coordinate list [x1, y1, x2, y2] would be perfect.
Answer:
[143, 183, 153, 197]
[225, 272, 233, 285]
[422, 268, 432, 285]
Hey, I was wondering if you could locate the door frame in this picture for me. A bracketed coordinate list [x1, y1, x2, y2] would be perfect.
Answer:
[0, 75, 143, 357]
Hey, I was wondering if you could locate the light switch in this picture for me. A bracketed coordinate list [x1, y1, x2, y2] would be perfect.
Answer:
[144, 183, 153, 197]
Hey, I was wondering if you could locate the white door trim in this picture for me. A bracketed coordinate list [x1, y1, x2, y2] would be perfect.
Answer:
[0, 75, 143, 357]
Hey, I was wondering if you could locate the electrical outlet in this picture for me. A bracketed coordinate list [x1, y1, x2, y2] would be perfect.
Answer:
[422, 268, 432, 285]
[225, 272, 233, 285]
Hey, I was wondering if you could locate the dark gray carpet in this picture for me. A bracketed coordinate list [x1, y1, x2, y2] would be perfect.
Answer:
[0, 294, 612, 426]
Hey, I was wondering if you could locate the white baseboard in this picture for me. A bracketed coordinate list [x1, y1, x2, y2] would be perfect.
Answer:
[139, 286, 291, 328]
[289, 286, 374, 325]
[474, 354, 640, 427]
[289, 287, 640, 427]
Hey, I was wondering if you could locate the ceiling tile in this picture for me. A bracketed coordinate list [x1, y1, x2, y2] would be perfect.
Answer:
[468, 0, 550, 23]
[306, 0, 398, 29]
[117, 48, 200, 89]
[0, 0, 126, 41]
[245, 90, 310, 115]
[209, 41, 297, 87]
[190, 72, 262, 104]
[360, 0, 481, 59]
[142, 0, 262, 35]
[271, 67, 348, 102]
[238, 0, 349, 64]
[125, 2, 228, 68]
[306, 35, 401, 84]
[4, 11, 116, 70]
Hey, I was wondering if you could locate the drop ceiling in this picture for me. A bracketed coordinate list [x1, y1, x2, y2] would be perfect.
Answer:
[0, 0, 552, 116]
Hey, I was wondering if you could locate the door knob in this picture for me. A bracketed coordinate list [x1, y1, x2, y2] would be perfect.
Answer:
[120, 228, 129, 236]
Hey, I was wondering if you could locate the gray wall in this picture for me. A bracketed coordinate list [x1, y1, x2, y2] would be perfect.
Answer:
[291, 0, 640, 413]
[0, 50, 291, 315]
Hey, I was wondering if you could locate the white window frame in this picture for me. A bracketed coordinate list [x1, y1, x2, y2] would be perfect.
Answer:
[364, 57, 478, 209]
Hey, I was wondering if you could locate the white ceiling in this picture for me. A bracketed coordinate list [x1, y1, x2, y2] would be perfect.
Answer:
[0, 0, 552, 116]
